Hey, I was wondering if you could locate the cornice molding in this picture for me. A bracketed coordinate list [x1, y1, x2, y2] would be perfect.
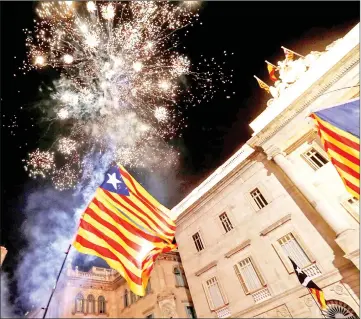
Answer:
[283, 130, 317, 155]
[224, 239, 251, 258]
[260, 214, 292, 236]
[195, 260, 217, 277]
[248, 45, 359, 149]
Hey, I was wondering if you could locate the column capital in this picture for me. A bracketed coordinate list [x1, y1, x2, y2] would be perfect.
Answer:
[265, 146, 286, 161]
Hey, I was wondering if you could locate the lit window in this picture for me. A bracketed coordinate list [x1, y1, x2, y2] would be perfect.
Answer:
[87, 295, 95, 314]
[278, 233, 311, 268]
[186, 305, 197, 318]
[219, 212, 233, 232]
[302, 147, 328, 170]
[192, 232, 204, 252]
[250, 188, 268, 209]
[75, 293, 84, 313]
[205, 277, 226, 309]
[124, 289, 129, 307]
[98, 296, 106, 314]
[235, 257, 264, 293]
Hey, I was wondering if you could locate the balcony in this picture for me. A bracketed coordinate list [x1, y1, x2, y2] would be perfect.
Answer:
[215, 305, 231, 318]
[252, 287, 271, 303]
[303, 263, 322, 279]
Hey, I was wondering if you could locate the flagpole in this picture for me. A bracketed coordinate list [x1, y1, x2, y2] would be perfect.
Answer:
[42, 244, 72, 319]
[307, 288, 327, 319]
[265, 60, 279, 70]
[281, 46, 304, 58]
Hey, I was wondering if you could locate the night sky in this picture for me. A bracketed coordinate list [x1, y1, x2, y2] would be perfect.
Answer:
[1, 1, 359, 315]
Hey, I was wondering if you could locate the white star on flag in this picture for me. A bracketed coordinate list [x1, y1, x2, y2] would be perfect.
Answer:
[106, 173, 122, 190]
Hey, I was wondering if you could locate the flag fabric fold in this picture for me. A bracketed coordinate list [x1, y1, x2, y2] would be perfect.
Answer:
[283, 47, 294, 61]
[254, 75, 270, 93]
[73, 164, 177, 296]
[310, 99, 360, 199]
[266, 62, 278, 82]
[289, 258, 327, 310]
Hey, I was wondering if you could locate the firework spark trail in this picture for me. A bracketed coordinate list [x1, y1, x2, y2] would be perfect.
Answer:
[22, 1, 231, 190]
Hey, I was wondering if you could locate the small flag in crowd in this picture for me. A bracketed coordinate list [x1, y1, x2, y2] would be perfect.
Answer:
[73, 164, 177, 296]
[310, 99, 360, 199]
[289, 257, 327, 310]
[265, 61, 278, 82]
[254, 75, 270, 93]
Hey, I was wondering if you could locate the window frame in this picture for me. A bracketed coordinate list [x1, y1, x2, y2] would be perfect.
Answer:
[246, 183, 271, 212]
[219, 212, 234, 233]
[98, 296, 106, 314]
[202, 276, 228, 311]
[272, 230, 316, 274]
[341, 195, 360, 222]
[87, 294, 95, 314]
[124, 289, 129, 308]
[301, 146, 329, 171]
[192, 231, 205, 253]
[233, 256, 266, 295]
[75, 293, 85, 313]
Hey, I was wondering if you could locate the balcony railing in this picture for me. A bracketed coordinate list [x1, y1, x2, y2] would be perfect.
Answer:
[252, 287, 271, 303]
[303, 263, 322, 279]
[215, 305, 231, 318]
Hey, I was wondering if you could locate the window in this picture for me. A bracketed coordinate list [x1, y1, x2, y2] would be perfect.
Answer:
[192, 232, 204, 252]
[250, 188, 268, 209]
[219, 213, 233, 232]
[234, 257, 265, 294]
[174, 266, 188, 287]
[341, 196, 360, 222]
[278, 233, 311, 268]
[124, 289, 129, 307]
[87, 295, 95, 314]
[98, 296, 106, 314]
[186, 305, 197, 318]
[145, 280, 151, 295]
[130, 291, 136, 304]
[302, 147, 328, 170]
[205, 277, 226, 309]
[75, 293, 84, 313]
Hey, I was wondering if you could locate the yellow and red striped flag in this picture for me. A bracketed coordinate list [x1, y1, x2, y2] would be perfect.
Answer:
[266, 61, 278, 82]
[310, 99, 360, 199]
[73, 164, 177, 296]
[254, 75, 270, 93]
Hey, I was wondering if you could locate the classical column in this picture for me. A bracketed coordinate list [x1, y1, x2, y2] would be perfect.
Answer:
[268, 148, 359, 269]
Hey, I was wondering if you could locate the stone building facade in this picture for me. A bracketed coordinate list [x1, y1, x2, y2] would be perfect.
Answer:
[30, 252, 195, 318]
[172, 24, 360, 318]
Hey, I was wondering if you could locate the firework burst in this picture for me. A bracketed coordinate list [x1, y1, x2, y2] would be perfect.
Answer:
[22, 1, 231, 190]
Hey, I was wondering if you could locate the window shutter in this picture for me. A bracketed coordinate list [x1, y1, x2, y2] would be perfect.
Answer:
[202, 282, 214, 310]
[249, 256, 266, 286]
[292, 232, 315, 263]
[233, 264, 249, 295]
[272, 242, 293, 274]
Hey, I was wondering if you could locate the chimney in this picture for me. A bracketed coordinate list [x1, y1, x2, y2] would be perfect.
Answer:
[0, 246, 8, 266]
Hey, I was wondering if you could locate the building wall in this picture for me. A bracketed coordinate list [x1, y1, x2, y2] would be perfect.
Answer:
[174, 28, 360, 319]
[45, 252, 194, 319]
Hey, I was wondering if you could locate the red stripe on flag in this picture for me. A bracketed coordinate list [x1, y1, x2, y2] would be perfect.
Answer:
[323, 140, 359, 166]
[119, 168, 174, 223]
[74, 234, 143, 285]
[330, 157, 360, 180]
[92, 198, 164, 244]
[79, 219, 141, 268]
[344, 178, 360, 194]
[84, 207, 142, 252]
[313, 116, 359, 150]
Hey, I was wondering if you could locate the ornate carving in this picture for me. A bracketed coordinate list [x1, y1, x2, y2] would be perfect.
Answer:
[254, 305, 292, 318]
[331, 284, 347, 296]
[304, 296, 314, 308]
[157, 290, 178, 318]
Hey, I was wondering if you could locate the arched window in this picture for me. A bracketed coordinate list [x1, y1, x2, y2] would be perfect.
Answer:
[75, 293, 84, 313]
[98, 296, 106, 314]
[174, 267, 185, 287]
[124, 289, 129, 308]
[145, 280, 151, 295]
[87, 295, 95, 314]
[324, 300, 359, 319]
[130, 291, 136, 304]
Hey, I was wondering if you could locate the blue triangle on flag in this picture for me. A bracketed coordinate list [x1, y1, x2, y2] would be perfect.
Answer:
[100, 166, 130, 196]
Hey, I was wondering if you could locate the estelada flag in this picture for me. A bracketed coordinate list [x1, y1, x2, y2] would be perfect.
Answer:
[310, 99, 360, 199]
[73, 165, 177, 296]
[289, 257, 327, 309]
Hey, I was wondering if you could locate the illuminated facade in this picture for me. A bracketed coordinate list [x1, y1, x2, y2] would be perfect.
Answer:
[172, 24, 360, 318]
[26, 252, 194, 318]
[0, 246, 7, 266]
